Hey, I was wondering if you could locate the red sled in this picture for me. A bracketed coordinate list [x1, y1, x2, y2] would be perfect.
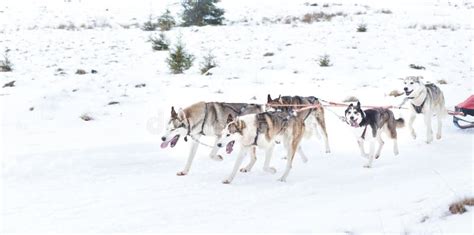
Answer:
[453, 95, 474, 129]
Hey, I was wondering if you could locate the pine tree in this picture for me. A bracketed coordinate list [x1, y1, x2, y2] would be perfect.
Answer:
[166, 39, 194, 74]
[181, 0, 225, 26]
[158, 9, 176, 31]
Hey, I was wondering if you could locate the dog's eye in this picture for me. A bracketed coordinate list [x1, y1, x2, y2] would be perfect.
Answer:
[410, 82, 414, 85]
[226, 134, 230, 137]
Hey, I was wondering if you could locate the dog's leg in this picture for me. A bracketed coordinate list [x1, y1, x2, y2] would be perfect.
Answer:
[436, 113, 442, 140]
[424, 112, 433, 144]
[297, 146, 308, 163]
[364, 139, 375, 168]
[177, 136, 200, 176]
[357, 138, 368, 158]
[223, 147, 248, 184]
[393, 138, 399, 155]
[263, 145, 277, 174]
[209, 135, 223, 161]
[240, 146, 257, 173]
[315, 111, 331, 153]
[375, 133, 384, 159]
[408, 112, 417, 139]
[279, 142, 297, 182]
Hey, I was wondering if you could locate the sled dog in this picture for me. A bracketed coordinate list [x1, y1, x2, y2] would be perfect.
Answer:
[217, 111, 305, 183]
[403, 76, 446, 143]
[161, 102, 263, 176]
[266, 94, 330, 154]
[344, 101, 404, 168]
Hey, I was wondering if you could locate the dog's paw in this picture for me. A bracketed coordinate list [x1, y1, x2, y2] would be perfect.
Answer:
[211, 155, 223, 161]
[264, 167, 277, 174]
[222, 179, 232, 184]
[363, 164, 372, 168]
[436, 134, 442, 140]
[411, 131, 417, 140]
[176, 171, 188, 176]
[277, 177, 287, 182]
[375, 154, 380, 159]
[325, 149, 331, 154]
[240, 168, 250, 173]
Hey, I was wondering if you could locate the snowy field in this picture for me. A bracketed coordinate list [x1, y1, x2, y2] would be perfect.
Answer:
[1, 0, 473, 233]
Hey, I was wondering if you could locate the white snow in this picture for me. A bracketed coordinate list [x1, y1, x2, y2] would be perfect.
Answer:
[1, 0, 473, 233]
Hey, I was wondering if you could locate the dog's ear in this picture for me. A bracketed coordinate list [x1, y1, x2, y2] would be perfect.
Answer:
[267, 94, 272, 103]
[356, 101, 361, 109]
[226, 114, 234, 124]
[238, 120, 246, 131]
[278, 94, 282, 103]
[171, 106, 177, 118]
[349, 103, 353, 107]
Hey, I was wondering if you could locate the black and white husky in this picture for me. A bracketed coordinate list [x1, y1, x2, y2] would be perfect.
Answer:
[344, 102, 404, 168]
[402, 76, 446, 144]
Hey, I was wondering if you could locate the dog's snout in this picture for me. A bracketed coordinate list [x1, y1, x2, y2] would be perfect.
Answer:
[217, 143, 223, 148]
[161, 136, 166, 141]
[403, 87, 408, 91]
[350, 116, 355, 120]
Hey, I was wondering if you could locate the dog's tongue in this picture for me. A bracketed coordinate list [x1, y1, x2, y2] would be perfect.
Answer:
[161, 140, 171, 148]
[350, 120, 359, 127]
[226, 141, 235, 154]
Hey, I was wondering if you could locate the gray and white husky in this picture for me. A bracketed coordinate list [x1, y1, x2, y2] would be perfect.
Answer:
[345, 102, 404, 168]
[402, 76, 446, 143]
[266, 94, 330, 154]
[217, 111, 305, 183]
[161, 102, 263, 176]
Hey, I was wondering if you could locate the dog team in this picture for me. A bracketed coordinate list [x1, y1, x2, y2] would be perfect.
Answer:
[160, 76, 446, 183]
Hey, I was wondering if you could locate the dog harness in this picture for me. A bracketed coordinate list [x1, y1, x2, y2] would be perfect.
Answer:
[412, 98, 426, 114]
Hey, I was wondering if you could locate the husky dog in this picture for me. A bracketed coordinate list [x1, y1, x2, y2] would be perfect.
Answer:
[217, 111, 305, 183]
[161, 102, 263, 176]
[344, 102, 404, 168]
[403, 76, 446, 143]
[266, 95, 330, 154]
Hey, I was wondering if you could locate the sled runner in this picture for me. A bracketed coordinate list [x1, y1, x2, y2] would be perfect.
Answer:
[453, 95, 474, 129]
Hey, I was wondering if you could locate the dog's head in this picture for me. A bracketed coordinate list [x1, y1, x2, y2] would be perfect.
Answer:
[160, 106, 188, 148]
[266, 94, 282, 111]
[216, 114, 246, 154]
[344, 101, 365, 127]
[403, 76, 424, 98]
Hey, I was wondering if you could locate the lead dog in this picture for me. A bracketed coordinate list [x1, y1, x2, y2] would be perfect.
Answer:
[217, 111, 305, 183]
[345, 102, 404, 168]
[266, 95, 330, 155]
[402, 76, 446, 143]
[161, 102, 263, 176]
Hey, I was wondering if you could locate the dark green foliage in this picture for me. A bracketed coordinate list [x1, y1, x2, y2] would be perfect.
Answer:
[357, 23, 367, 32]
[158, 9, 176, 31]
[142, 15, 158, 31]
[166, 39, 194, 74]
[319, 54, 332, 67]
[1, 49, 12, 72]
[149, 33, 169, 51]
[181, 0, 225, 26]
[200, 51, 217, 75]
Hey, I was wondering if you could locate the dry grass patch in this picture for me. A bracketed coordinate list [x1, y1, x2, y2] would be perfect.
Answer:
[449, 197, 474, 215]
[343, 96, 359, 103]
[389, 90, 404, 97]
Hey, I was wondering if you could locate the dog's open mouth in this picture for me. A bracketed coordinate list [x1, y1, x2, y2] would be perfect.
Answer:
[405, 90, 413, 96]
[161, 135, 180, 148]
[226, 140, 235, 154]
[349, 119, 359, 127]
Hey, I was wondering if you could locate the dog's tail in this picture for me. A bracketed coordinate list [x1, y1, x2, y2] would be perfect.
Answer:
[396, 118, 405, 128]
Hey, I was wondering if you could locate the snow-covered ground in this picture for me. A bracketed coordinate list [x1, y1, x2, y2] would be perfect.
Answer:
[1, 0, 473, 233]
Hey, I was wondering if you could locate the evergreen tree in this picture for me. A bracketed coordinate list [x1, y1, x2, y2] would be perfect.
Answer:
[181, 0, 225, 26]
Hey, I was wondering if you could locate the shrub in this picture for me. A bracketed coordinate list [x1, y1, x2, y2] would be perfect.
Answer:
[142, 15, 158, 31]
[166, 39, 194, 74]
[318, 54, 332, 67]
[149, 33, 169, 51]
[0, 49, 12, 72]
[200, 51, 217, 75]
[181, 0, 225, 26]
[158, 9, 176, 31]
[301, 11, 346, 23]
[449, 197, 474, 215]
[409, 64, 425, 70]
[357, 23, 367, 32]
